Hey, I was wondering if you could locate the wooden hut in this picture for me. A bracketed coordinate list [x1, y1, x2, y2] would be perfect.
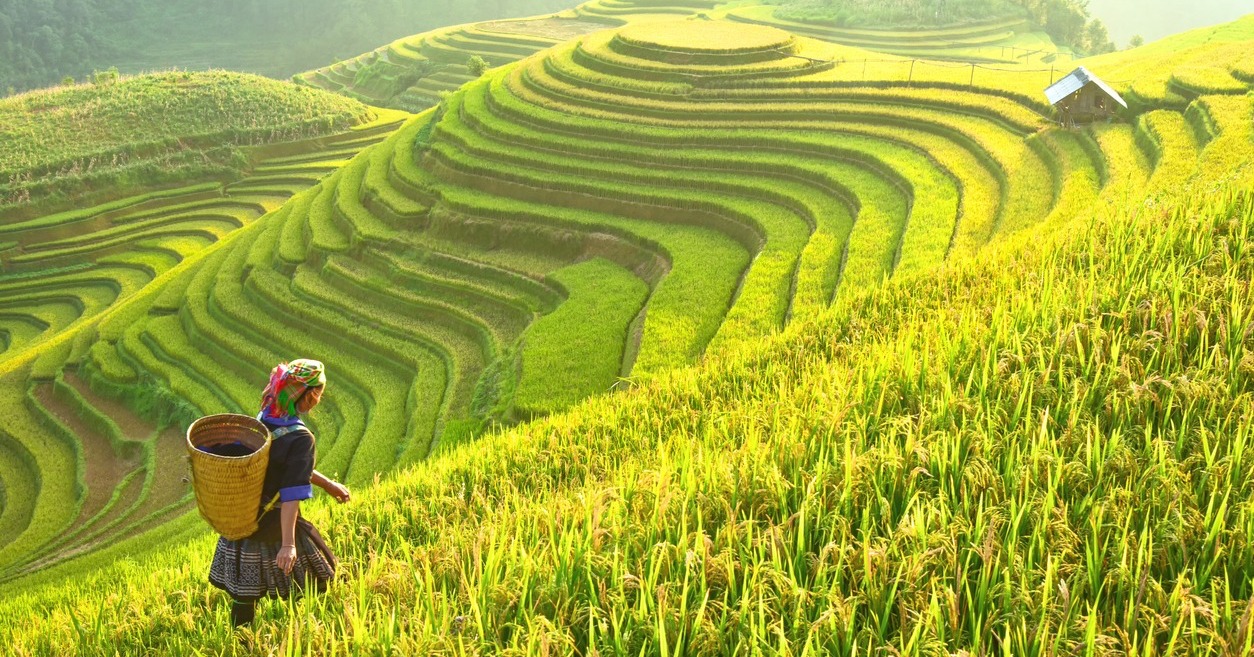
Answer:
[1044, 66, 1127, 126]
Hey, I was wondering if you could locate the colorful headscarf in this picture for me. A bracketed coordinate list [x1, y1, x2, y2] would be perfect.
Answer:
[260, 359, 327, 420]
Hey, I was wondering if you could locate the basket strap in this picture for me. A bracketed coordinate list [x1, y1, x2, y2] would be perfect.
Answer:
[260, 492, 282, 515]
[272, 424, 304, 438]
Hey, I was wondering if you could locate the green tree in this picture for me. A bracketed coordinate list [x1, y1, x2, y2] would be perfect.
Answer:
[1129, 34, 1144, 48]
[32, 25, 63, 62]
[466, 54, 489, 77]
[1083, 20, 1113, 54]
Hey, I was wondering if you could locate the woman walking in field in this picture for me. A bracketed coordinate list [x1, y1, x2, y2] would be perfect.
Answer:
[208, 359, 351, 627]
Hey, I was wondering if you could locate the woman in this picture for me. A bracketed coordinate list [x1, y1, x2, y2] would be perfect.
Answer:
[208, 359, 351, 627]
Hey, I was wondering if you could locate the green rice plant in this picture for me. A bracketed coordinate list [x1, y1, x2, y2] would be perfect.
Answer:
[244, 265, 432, 481]
[387, 115, 442, 203]
[515, 258, 649, 415]
[306, 180, 352, 254]
[243, 207, 287, 271]
[1190, 95, 1254, 189]
[575, 32, 819, 81]
[184, 238, 365, 478]
[434, 184, 748, 376]
[428, 124, 790, 319]
[65, 324, 96, 366]
[360, 250, 534, 343]
[104, 198, 265, 227]
[1136, 110, 1200, 197]
[0, 302, 77, 351]
[0, 184, 220, 235]
[439, 31, 551, 60]
[5, 182, 1253, 653]
[0, 376, 83, 574]
[474, 68, 1003, 288]
[0, 434, 41, 559]
[28, 340, 72, 382]
[277, 189, 315, 266]
[50, 375, 143, 460]
[117, 315, 231, 415]
[1170, 67, 1249, 97]
[321, 254, 490, 404]
[85, 341, 136, 386]
[1088, 123, 1151, 209]
[135, 234, 217, 264]
[361, 133, 429, 222]
[331, 150, 402, 247]
[382, 246, 563, 315]
[9, 218, 242, 266]
[433, 97, 817, 342]
[0, 71, 372, 215]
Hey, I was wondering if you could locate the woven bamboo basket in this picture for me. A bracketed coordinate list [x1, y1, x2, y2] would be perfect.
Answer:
[186, 414, 271, 540]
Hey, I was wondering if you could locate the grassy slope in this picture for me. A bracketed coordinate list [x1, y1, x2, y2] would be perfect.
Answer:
[2, 164, 1252, 655]
[0, 71, 372, 215]
[1078, 14, 1254, 102]
[1, 13, 1253, 655]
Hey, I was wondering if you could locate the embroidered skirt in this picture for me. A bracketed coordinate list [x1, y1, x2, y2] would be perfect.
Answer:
[208, 517, 337, 601]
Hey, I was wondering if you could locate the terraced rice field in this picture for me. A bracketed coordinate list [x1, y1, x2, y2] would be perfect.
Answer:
[298, 16, 609, 113]
[2, 7, 1253, 651]
[0, 115, 404, 579]
[723, 5, 1068, 65]
[575, 0, 722, 21]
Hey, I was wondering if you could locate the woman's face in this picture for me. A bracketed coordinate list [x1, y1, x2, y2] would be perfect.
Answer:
[296, 385, 325, 413]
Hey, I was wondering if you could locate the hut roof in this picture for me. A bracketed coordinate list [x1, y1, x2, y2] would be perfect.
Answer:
[1044, 66, 1128, 108]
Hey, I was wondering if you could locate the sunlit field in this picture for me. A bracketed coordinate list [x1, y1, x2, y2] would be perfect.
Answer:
[1, 0, 1252, 654]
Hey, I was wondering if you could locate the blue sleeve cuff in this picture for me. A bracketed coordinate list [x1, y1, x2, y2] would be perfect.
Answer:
[278, 484, 314, 502]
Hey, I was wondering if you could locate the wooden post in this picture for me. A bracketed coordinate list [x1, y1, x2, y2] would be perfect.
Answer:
[908, 59, 915, 85]
[969, 63, 975, 87]
[1049, 65, 1055, 85]
[862, 58, 867, 80]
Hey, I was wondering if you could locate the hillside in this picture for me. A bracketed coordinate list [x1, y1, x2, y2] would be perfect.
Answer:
[2, 140, 1251, 655]
[0, 70, 374, 216]
[297, 0, 1111, 114]
[0, 0, 581, 94]
[0, 4, 1252, 654]
[1077, 14, 1254, 108]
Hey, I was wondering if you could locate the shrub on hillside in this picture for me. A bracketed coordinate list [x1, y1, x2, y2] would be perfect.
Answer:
[466, 55, 490, 78]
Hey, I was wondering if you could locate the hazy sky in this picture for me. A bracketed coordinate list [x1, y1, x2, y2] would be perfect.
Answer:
[1086, 0, 1253, 46]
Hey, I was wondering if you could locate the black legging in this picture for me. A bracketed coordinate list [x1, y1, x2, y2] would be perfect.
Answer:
[231, 599, 256, 627]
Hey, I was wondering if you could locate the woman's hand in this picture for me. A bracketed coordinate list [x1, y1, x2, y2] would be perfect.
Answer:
[324, 480, 351, 504]
[276, 545, 297, 575]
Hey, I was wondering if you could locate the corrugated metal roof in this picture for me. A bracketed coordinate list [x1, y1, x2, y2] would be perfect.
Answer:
[1044, 66, 1127, 108]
